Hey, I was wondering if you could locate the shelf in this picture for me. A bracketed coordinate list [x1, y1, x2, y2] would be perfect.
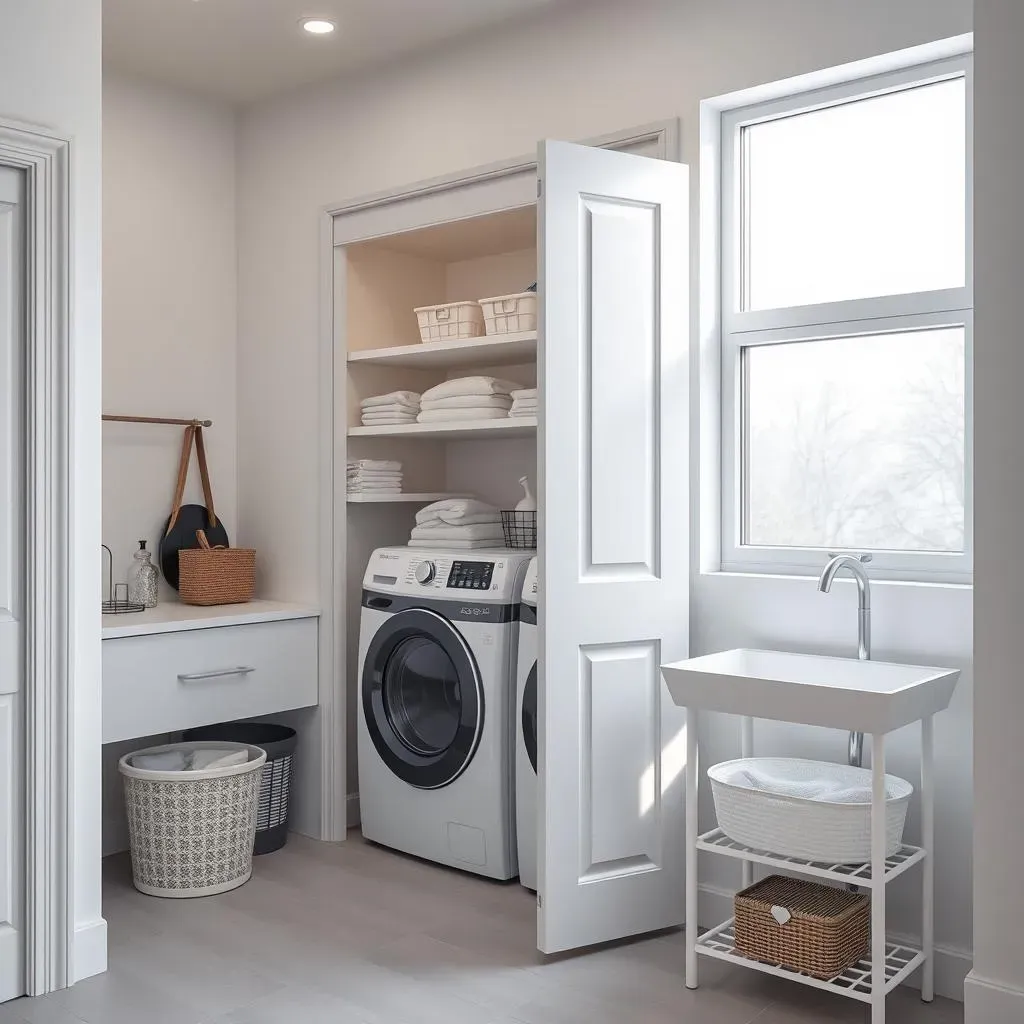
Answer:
[347, 492, 472, 504]
[102, 600, 320, 641]
[696, 918, 924, 1003]
[349, 417, 537, 441]
[696, 828, 925, 889]
[348, 331, 537, 369]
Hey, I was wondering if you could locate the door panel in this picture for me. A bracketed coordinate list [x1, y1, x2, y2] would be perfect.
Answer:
[0, 166, 24, 1003]
[538, 141, 689, 954]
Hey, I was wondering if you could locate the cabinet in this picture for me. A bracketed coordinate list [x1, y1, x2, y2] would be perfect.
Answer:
[328, 125, 690, 955]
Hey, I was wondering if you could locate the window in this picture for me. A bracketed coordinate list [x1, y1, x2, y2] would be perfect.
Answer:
[719, 55, 972, 581]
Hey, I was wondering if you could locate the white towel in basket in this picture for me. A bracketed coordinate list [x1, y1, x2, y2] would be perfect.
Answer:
[727, 763, 875, 804]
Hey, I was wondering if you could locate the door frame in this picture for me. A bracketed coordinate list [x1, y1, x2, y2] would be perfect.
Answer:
[0, 119, 73, 995]
[317, 120, 681, 839]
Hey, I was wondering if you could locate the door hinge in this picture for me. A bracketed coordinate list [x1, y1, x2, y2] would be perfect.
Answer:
[536, 892, 543, 908]
[537, 179, 543, 198]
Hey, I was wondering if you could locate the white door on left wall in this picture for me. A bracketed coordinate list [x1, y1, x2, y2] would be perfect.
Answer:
[0, 166, 25, 1003]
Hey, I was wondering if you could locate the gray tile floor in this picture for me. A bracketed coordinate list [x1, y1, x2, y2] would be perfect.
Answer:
[3, 833, 963, 1024]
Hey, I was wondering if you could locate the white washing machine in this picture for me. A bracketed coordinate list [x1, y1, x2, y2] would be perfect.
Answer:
[515, 557, 539, 892]
[357, 546, 532, 879]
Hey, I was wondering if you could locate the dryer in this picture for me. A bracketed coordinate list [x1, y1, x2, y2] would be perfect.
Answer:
[515, 557, 539, 891]
[357, 546, 532, 879]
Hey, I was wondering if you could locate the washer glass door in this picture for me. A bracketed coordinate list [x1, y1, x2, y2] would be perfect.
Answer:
[364, 607, 484, 789]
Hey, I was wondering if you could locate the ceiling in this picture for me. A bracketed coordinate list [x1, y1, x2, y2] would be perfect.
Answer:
[103, 0, 568, 104]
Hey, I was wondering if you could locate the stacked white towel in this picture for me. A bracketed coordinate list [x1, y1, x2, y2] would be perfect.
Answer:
[416, 377, 522, 424]
[409, 498, 506, 550]
[509, 387, 537, 418]
[348, 459, 403, 495]
[361, 391, 421, 426]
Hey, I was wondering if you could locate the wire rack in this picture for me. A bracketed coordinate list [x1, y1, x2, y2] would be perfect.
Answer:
[101, 544, 144, 614]
[501, 510, 537, 550]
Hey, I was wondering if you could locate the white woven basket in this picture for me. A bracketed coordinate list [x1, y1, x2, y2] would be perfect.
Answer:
[478, 291, 537, 335]
[119, 741, 266, 898]
[708, 757, 913, 864]
[414, 300, 484, 343]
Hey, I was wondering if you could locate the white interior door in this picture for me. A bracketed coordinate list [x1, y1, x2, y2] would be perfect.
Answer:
[537, 141, 689, 954]
[0, 166, 25, 1002]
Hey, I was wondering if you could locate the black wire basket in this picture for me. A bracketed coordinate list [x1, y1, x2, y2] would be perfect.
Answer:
[501, 510, 537, 550]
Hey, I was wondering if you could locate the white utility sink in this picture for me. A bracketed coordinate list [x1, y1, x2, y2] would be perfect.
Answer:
[662, 648, 960, 735]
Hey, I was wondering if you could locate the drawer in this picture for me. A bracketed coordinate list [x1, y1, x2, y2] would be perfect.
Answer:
[103, 616, 318, 744]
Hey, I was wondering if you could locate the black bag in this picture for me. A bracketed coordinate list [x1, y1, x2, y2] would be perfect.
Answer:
[159, 424, 229, 589]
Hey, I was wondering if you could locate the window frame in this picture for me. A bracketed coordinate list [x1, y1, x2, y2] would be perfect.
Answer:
[718, 53, 974, 583]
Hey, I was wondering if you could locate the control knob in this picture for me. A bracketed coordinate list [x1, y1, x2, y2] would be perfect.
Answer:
[414, 560, 436, 585]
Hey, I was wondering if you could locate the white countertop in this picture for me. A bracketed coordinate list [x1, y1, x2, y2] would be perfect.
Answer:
[102, 599, 320, 640]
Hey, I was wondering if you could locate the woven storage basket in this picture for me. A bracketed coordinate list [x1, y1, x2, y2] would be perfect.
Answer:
[119, 742, 266, 898]
[478, 291, 538, 335]
[178, 529, 256, 606]
[709, 757, 913, 864]
[735, 875, 869, 979]
[414, 300, 484, 343]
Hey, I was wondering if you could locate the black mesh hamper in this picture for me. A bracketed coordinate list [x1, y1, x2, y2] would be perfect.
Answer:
[184, 722, 297, 854]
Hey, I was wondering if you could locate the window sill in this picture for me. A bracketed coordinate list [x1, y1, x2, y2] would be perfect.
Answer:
[703, 567, 972, 593]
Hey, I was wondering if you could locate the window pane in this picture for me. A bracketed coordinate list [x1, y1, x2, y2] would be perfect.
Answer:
[744, 328, 965, 552]
[743, 78, 966, 310]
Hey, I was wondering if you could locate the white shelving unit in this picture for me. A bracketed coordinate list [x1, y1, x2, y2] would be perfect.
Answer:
[349, 417, 537, 441]
[348, 330, 536, 369]
[661, 649, 962, 1024]
[346, 492, 472, 503]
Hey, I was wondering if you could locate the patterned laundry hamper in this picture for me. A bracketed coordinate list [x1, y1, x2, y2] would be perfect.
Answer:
[184, 722, 298, 854]
[119, 741, 265, 898]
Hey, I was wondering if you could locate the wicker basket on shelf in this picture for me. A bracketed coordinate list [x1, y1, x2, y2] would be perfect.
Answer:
[734, 874, 869, 979]
[178, 530, 256, 606]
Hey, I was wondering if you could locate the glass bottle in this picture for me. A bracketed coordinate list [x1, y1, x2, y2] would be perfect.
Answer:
[128, 540, 159, 609]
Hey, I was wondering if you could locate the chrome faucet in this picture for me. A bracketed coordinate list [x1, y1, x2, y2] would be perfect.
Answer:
[817, 553, 872, 768]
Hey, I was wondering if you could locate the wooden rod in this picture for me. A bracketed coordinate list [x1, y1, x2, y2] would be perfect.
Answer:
[103, 414, 213, 428]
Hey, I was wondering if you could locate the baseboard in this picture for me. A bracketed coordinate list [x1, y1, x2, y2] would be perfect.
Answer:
[964, 970, 1024, 1022]
[346, 792, 360, 829]
[73, 918, 107, 984]
[698, 884, 971, 1003]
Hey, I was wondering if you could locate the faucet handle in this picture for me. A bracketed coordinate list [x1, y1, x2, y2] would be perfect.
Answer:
[826, 552, 873, 564]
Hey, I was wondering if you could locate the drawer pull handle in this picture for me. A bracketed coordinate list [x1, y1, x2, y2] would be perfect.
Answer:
[177, 666, 255, 683]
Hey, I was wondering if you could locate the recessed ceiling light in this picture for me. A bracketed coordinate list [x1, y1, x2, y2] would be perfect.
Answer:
[301, 18, 336, 35]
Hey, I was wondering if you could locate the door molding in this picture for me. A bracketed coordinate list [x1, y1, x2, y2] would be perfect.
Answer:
[318, 119, 680, 842]
[0, 119, 72, 995]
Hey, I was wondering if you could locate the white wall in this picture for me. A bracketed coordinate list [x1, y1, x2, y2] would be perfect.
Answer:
[236, 0, 973, 996]
[102, 72, 237, 592]
[966, 2, 1024, 1020]
[0, 0, 104, 985]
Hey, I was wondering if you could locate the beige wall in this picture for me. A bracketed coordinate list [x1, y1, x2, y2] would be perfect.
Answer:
[102, 72, 238, 592]
[0, 0, 104, 984]
[967, 1, 1024, 1019]
[236, 0, 974, 995]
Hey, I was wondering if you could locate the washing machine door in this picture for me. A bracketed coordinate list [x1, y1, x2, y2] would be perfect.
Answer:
[363, 607, 484, 789]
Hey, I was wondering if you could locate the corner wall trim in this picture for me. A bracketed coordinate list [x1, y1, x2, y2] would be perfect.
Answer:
[72, 920, 107, 985]
[0, 118, 73, 997]
[964, 970, 1024, 1022]
[698, 884, 971, 1003]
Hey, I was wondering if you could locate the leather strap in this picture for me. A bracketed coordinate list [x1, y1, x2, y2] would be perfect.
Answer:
[166, 425, 196, 533]
[166, 423, 219, 532]
[193, 426, 219, 528]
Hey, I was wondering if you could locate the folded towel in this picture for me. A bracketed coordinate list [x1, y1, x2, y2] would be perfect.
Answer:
[348, 460, 401, 471]
[190, 748, 249, 771]
[510, 401, 538, 412]
[362, 409, 418, 420]
[348, 481, 403, 491]
[509, 408, 538, 419]
[410, 524, 506, 542]
[421, 376, 522, 402]
[347, 467, 403, 477]
[417, 408, 511, 423]
[408, 538, 510, 551]
[420, 394, 512, 411]
[348, 475, 402, 485]
[511, 388, 537, 400]
[416, 499, 499, 526]
[362, 416, 419, 425]
[132, 751, 188, 772]
[361, 391, 421, 410]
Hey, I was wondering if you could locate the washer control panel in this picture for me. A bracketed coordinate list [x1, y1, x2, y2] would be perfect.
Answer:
[446, 560, 495, 591]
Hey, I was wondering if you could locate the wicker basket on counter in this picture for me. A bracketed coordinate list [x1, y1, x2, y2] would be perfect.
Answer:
[178, 530, 256, 606]
[734, 874, 869, 979]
